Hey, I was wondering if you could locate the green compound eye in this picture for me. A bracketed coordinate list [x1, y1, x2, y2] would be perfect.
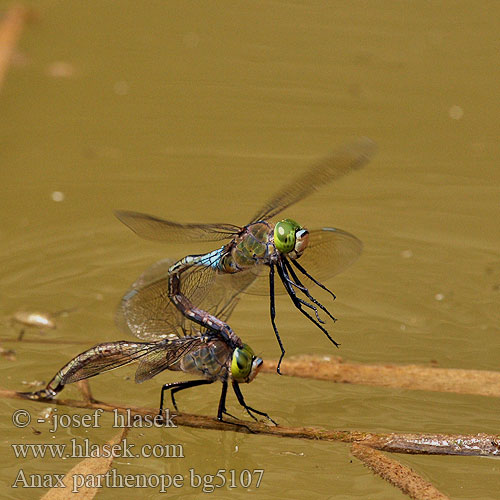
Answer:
[274, 219, 301, 254]
[231, 344, 254, 381]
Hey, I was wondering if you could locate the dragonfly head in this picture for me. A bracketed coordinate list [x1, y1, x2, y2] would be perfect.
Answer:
[231, 344, 263, 383]
[274, 219, 309, 259]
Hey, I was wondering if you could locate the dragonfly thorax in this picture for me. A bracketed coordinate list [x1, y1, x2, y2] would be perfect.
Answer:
[176, 340, 232, 381]
[221, 222, 275, 272]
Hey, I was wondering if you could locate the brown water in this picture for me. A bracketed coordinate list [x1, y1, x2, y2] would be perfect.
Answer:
[1, 1, 499, 498]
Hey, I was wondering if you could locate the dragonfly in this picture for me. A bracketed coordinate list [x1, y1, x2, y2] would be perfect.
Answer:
[19, 332, 275, 424]
[116, 137, 376, 373]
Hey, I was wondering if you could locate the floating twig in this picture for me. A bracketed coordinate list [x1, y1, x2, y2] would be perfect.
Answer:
[76, 380, 95, 403]
[2, 388, 499, 457]
[262, 356, 500, 398]
[351, 444, 451, 500]
[0, 4, 31, 91]
[41, 427, 129, 500]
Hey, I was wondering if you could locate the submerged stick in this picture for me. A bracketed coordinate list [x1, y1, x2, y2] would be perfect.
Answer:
[41, 427, 130, 500]
[0, 5, 31, 90]
[76, 380, 95, 403]
[2, 388, 499, 457]
[262, 356, 500, 398]
[351, 444, 451, 500]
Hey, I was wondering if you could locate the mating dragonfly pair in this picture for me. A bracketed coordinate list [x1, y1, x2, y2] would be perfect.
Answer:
[21, 138, 375, 424]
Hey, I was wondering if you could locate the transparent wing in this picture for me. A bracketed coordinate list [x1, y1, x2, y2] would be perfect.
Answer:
[294, 227, 363, 283]
[61, 341, 159, 385]
[115, 210, 240, 243]
[250, 137, 376, 223]
[116, 259, 187, 340]
[116, 257, 257, 340]
[62, 337, 216, 386]
[242, 227, 363, 295]
[116, 228, 361, 338]
[134, 336, 210, 383]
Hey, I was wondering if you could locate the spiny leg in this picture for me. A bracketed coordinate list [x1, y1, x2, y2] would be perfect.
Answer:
[217, 380, 239, 421]
[232, 381, 277, 426]
[214, 382, 254, 432]
[283, 257, 337, 323]
[278, 267, 326, 323]
[278, 261, 338, 346]
[217, 380, 228, 420]
[159, 379, 213, 415]
[269, 263, 286, 375]
[291, 259, 336, 300]
[276, 261, 340, 348]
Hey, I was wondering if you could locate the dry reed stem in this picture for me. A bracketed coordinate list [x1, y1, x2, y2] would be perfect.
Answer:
[0, 4, 30, 90]
[351, 444, 450, 500]
[262, 356, 500, 398]
[2, 388, 499, 457]
[76, 380, 95, 403]
[41, 427, 130, 500]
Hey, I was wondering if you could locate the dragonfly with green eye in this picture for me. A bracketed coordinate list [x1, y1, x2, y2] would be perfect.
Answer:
[116, 137, 376, 373]
[18, 331, 275, 424]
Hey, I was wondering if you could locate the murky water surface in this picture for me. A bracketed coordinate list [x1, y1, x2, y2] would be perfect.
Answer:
[1, 1, 499, 498]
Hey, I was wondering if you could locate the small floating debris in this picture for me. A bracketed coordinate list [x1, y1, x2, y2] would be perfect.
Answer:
[11, 307, 77, 340]
[400, 249, 413, 259]
[448, 105, 464, 120]
[0, 346, 16, 361]
[46, 61, 77, 79]
[51, 191, 65, 202]
[12, 311, 56, 330]
[113, 80, 129, 95]
[279, 451, 305, 457]
[434, 293, 445, 301]
[21, 379, 45, 389]
[38, 406, 55, 421]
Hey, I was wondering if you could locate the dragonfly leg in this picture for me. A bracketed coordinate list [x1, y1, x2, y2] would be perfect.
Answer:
[290, 259, 336, 300]
[217, 380, 228, 420]
[278, 267, 325, 323]
[277, 261, 340, 348]
[283, 258, 337, 323]
[217, 381, 253, 426]
[279, 274, 326, 324]
[269, 263, 286, 375]
[232, 381, 277, 426]
[159, 379, 213, 416]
